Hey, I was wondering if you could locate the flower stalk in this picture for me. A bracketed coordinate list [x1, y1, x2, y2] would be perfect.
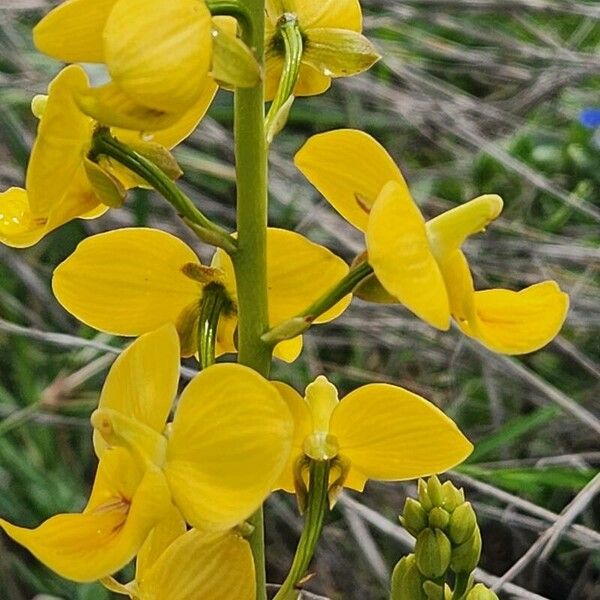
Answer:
[274, 460, 331, 600]
[197, 283, 230, 369]
[91, 129, 236, 253]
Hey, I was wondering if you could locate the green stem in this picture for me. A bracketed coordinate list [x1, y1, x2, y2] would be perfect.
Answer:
[452, 572, 472, 600]
[232, 2, 270, 599]
[265, 14, 303, 141]
[262, 261, 374, 345]
[274, 460, 331, 600]
[91, 131, 236, 253]
[206, 0, 253, 35]
[197, 284, 228, 369]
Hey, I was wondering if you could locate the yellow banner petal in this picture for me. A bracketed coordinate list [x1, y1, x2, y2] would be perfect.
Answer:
[26, 65, 94, 217]
[367, 181, 450, 330]
[52, 228, 201, 338]
[330, 384, 473, 482]
[273, 335, 303, 363]
[426, 195, 503, 262]
[104, 0, 213, 114]
[295, 129, 405, 231]
[165, 364, 293, 530]
[33, 0, 116, 63]
[0, 459, 172, 582]
[138, 530, 255, 600]
[290, 0, 362, 31]
[468, 281, 569, 354]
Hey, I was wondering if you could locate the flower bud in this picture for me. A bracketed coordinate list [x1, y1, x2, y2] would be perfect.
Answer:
[418, 479, 433, 512]
[428, 507, 450, 531]
[466, 584, 500, 600]
[427, 475, 444, 507]
[415, 529, 451, 579]
[422, 580, 445, 600]
[451, 528, 482, 575]
[391, 554, 427, 600]
[401, 498, 428, 537]
[441, 480, 465, 511]
[448, 502, 477, 545]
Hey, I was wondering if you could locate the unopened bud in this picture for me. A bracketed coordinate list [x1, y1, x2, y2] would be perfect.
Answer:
[448, 502, 477, 545]
[466, 584, 500, 600]
[422, 581, 445, 600]
[428, 507, 450, 530]
[415, 529, 451, 579]
[427, 475, 444, 507]
[418, 479, 433, 511]
[401, 498, 428, 537]
[441, 480, 465, 511]
[31, 94, 48, 119]
[451, 528, 482, 575]
[391, 554, 426, 600]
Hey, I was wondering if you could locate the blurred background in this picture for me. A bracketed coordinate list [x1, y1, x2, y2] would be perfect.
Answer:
[0, 1, 599, 598]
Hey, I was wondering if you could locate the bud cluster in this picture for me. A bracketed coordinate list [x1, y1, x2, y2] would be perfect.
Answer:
[391, 476, 499, 600]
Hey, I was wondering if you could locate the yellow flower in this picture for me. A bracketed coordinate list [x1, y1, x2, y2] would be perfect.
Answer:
[0, 65, 212, 248]
[103, 509, 256, 600]
[52, 227, 351, 362]
[0, 325, 294, 581]
[33, 0, 252, 130]
[265, 0, 379, 101]
[294, 129, 569, 355]
[274, 375, 473, 494]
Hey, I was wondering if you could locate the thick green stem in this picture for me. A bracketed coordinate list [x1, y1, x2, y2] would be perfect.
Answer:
[197, 284, 228, 369]
[274, 460, 331, 600]
[92, 131, 236, 253]
[232, 1, 270, 598]
[262, 261, 374, 345]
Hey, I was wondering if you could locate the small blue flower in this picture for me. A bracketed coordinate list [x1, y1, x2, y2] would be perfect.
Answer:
[580, 108, 600, 129]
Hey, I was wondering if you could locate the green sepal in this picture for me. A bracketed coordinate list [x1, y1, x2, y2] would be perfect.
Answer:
[211, 23, 261, 89]
[125, 140, 183, 181]
[450, 528, 482, 575]
[351, 252, 399, 304]
[83, 157, 127, 208]
[303, 28, 380, 78]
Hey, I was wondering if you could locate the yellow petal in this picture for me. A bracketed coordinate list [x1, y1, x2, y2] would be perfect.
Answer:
[426, 195, 503, 261]
[273, 335, 303, 363]
[290, 0, 362, 31]
[26, 65, 94, 217]
[0, 188, 47, 248]
[437, 249, 476, 330]
[94, 325, 180, 455]
[0, 457, 172, 582]
[271, 381, 312, 492]
[294, 129, 405, 231]
[138, 530, 255, 600]
[135, 508, 186, 581]
[33, 0, 116, 63]
[165, 364, 293, 530]
[76, 82, 185, 131]
[113, 80, 218, 148]
[104, 0, 213, 114]
[367, 181, 450, 330]
[467, 282, 569, 354]
[294, 62, 332, 97]
[52, 228, 201, 339]
[330, 384, 473, 482]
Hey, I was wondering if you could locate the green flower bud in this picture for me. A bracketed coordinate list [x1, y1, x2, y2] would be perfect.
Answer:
[441, 480, 465, 511]
[427, 475, 444, 507]
[418, 479, 433, 511]
[428, 507, 450, 530]
[466, 584, 500, 600]
[415, 528, 452, 579]
[448, 502, 477, 545]
[401, 498, 428, 537]
[391, 554, 427, 600]
[451, 528, 482, 575]
[422, 581, 445, 600]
